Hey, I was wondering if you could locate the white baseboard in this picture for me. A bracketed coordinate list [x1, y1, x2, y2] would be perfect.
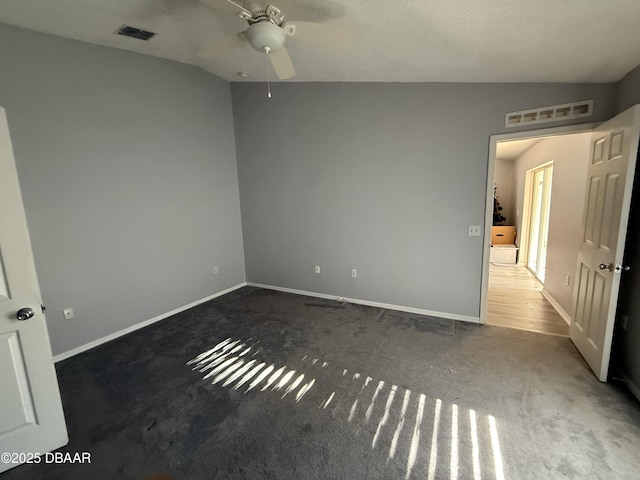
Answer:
[53, 282, 247, 363]
[246, 282, 480, 323]
[540, 289, 571, 325]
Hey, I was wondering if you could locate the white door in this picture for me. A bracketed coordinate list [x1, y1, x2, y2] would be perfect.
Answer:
[0, 107, 68, 473]
[571, 105, 640, 382]
[526, 163, 553, 282]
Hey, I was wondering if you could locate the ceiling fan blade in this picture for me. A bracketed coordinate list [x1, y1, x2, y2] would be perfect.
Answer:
[289, 21, 353, 48]
[269, 46, 296, 80]
[224, 0, 252, 15]
[199, 0, 251, 15]
[197, 33, 246, 59]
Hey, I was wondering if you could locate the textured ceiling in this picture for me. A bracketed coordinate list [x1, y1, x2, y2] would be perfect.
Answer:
[1, 0, 640, 83]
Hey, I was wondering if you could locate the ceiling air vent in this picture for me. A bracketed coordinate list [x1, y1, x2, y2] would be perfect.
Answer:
[116, 25, 156, 41]
[505, 100, 593, 128]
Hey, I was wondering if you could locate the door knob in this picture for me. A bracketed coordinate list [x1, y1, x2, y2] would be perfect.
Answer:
[16, 307, 35, 321]
[598, 263, 613, 271]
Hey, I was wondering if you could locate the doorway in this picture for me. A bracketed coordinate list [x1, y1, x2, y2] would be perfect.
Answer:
[523, 162, 553, 283]
[487, 149, 565, 334]
[480, 124, 597, 335]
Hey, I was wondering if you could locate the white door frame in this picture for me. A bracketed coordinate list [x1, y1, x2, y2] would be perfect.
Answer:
[519, 161, 554, 269]
[524, 162, 554, 281]
[480, 123, 598, 324]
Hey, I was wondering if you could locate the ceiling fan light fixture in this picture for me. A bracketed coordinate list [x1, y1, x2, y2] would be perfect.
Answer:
[246, 21, 285, 53]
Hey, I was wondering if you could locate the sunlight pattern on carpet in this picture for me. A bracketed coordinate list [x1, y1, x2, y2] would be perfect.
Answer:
[188, 337, 507, 480]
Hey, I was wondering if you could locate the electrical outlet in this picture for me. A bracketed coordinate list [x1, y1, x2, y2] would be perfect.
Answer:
[468, 225, 482, 236]
[351, 269, 357, 278]
[315, 266, 321, 274]
[63, 308, 74, 320]
[214, 266, 219, 274]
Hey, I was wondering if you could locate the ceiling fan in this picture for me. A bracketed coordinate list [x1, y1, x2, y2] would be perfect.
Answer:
[197, 0, 352, 80]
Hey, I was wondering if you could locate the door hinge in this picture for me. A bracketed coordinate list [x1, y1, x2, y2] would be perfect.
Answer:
[41, 304, 46, 314]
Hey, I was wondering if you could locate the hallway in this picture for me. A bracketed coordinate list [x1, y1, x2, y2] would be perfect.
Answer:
[487, 264, 569, 335]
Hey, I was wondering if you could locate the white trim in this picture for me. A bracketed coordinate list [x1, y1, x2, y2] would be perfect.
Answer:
[247, 282, 480, 323]
[520, 160, 554, 265]
[53, 282, 247, 363]
[519, 168, 534, 261]
[480, 122, 599, 325]
[540, 289, 571, 326]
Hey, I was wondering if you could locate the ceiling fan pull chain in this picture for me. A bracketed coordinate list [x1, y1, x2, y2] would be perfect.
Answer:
[265, 47, 272, 98]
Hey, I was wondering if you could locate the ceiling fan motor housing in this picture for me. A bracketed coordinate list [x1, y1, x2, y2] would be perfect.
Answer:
[246, 21, 285, 53]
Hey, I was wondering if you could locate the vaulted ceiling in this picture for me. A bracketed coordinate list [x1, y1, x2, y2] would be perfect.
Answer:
[1, 0, 639, 83]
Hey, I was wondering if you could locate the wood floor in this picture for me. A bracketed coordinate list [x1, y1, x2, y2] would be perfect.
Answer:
[487, 263, 569, 335]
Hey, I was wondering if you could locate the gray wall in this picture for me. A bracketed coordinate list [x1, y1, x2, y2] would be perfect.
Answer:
[0, 25, 245, 356]
[513, 134, 591, 315]
[232, 82, 616, 318]
[616, 64, 640, 112]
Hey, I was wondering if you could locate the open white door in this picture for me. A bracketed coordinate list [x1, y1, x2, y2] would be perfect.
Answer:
[571, 105, 640, 382]
[0, 107, 68, 473]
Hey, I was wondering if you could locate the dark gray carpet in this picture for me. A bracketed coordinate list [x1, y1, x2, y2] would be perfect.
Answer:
[3, 286, 640, 480]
